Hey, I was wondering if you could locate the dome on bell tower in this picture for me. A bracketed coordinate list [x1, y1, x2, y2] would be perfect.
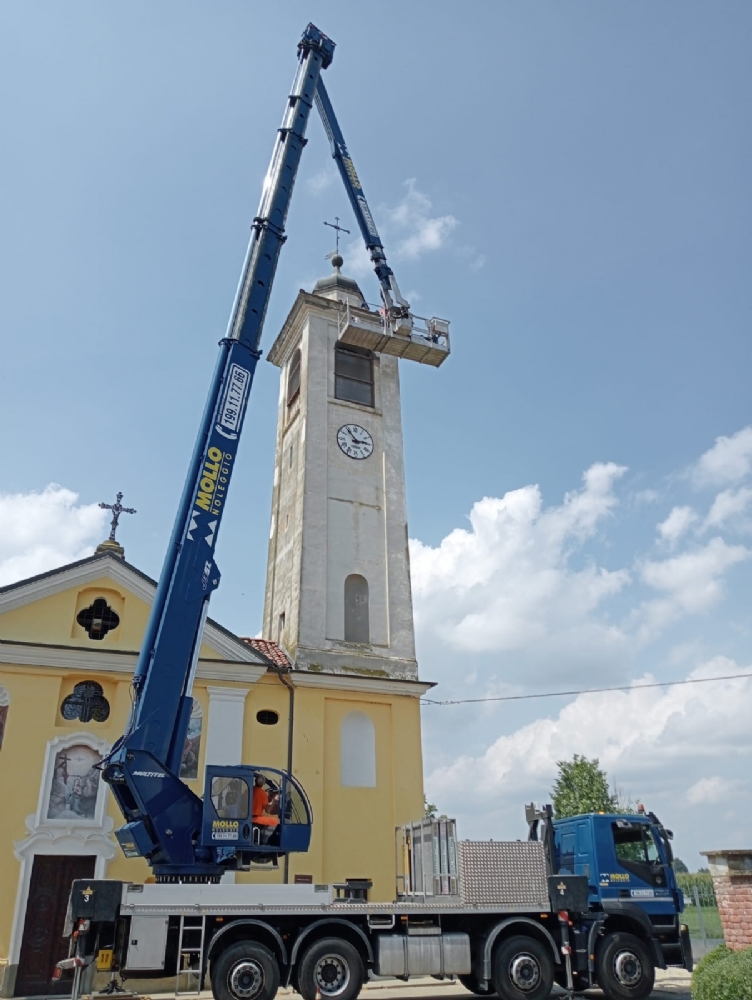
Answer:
[312, 253, 365, 306]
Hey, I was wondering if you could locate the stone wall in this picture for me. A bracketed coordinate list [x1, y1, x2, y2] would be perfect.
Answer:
[701, 849, 752, 950]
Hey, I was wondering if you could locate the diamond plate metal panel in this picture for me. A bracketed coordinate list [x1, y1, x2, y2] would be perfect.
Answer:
[458, 840, 550, 909]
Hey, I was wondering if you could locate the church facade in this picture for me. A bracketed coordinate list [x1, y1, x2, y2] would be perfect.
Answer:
[0, 263, 432, 997]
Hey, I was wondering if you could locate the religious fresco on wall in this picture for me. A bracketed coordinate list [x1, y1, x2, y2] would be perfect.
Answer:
[0, 684, 8, 752]
[47, 743, 102, 820]
[179, 699, 203, 780]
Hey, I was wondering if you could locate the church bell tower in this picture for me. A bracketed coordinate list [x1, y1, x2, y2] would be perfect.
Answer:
[262, 255, 449, 678]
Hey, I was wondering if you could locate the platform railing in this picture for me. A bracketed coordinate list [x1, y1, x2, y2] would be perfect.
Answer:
[337, 301, 450, 366]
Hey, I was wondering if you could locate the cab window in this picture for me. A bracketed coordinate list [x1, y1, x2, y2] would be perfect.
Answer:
[613, 822, 660, 864]
[211, 776, 250, 820]
[284, 779, 308, 825]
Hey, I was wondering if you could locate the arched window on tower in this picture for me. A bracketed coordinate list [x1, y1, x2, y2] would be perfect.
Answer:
[340, 711, 376, 787]
[0, 684, 9, 752]
[287, 348, 301, 405]
[344, 574, 369, 643]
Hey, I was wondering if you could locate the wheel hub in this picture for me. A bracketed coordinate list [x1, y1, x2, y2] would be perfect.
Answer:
[229, 959, 264, 999]
[614, 949, 642, 987]
[314, 954, 350, 997]
[509, 954, 541, 992]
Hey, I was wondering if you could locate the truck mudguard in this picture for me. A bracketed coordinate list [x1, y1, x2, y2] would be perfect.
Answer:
[208, 919, 288, 965]
[479, 916, 561, 980]
[288, 918, 374, 965]
[601, 899, 667, 969]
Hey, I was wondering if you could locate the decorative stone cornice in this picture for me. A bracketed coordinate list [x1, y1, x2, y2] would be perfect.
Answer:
[289, 669, 434, 699]
[267, 290, 338, 368]
[0, 639, 267, 684]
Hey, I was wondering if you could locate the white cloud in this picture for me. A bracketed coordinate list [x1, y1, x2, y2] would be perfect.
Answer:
[704, 486, 752, 532]
[306, 166, 337, 195]
[425, 658, 752, 859]
[387, 179, 459, 260]
[342, 237, 373, 279]
[457, 244, 486, 271]
[338, 179, 466, 288]
[694, 427, 752, 487]
[0, 485, 106, 586]
[686, 775, 740, 806]
[411, 463, 630, 659]
[657, 505, 698, 546]
[638, 536, 750, 637]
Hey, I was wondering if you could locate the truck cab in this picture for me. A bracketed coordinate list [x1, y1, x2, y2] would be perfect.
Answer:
[553, 811, 691, 970]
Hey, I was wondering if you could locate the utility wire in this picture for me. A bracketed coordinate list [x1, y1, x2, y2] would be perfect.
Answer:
[420, 671, 752, 706]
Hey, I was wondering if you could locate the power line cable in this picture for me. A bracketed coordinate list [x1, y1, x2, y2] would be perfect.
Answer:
[420, 671, 752, 706]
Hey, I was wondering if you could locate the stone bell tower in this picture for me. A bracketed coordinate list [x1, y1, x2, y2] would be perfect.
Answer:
[261, 255, 449, 678]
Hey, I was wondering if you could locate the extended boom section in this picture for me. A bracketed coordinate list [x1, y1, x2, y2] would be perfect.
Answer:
[314, 80, 411, 327]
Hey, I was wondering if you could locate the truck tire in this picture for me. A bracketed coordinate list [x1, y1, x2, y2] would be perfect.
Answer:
[211, 940, 280, 1000]
[297, 937, 364, 1000]
[491, 935, 553, 1000]
[458, 974, 496, 995]
[596, 932, 655, 1000]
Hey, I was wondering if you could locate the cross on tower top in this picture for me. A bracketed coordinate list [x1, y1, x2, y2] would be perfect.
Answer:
[98, 491, 136, 549]
[323, 216, 350, 254]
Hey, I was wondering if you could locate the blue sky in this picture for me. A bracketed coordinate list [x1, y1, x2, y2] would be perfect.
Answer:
[1, 3, 751, 866]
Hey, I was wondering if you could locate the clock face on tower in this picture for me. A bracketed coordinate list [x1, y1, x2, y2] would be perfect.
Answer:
[337, 424, 374, 460]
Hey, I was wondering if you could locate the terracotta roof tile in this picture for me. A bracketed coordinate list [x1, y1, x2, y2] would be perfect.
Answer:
[242, 637, 292, 668]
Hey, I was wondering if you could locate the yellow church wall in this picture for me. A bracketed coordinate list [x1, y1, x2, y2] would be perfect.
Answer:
[283, 685, 425, 900]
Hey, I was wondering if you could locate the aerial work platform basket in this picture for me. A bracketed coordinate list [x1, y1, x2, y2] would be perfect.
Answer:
[338, 302, 450, 366]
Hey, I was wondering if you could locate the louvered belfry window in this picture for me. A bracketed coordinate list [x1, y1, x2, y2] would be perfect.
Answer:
[334, 344, 374, 407]
[287, 348, 301, 405]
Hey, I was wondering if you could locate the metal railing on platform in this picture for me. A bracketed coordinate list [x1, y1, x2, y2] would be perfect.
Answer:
[337, 302, 450, 367]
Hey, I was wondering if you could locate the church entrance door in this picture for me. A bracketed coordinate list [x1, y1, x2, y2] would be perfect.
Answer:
[15, 854, 96, 997]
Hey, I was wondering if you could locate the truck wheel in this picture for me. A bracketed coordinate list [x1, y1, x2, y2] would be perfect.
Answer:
[491, 935, 553, 1000]
[458, 974, 496, 995]
[596, 932, 655, 1000]
[211, 941, 280, 1000]
[297, 937, 364, 1000]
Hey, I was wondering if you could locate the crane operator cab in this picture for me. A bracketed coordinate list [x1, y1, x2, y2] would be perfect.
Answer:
[201, 765, 312, 867]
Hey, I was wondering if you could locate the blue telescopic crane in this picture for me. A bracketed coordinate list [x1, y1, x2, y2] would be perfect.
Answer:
[102, 24, 421, 882]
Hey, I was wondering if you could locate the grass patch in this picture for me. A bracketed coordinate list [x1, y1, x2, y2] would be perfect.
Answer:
[684, 903, 724, 940]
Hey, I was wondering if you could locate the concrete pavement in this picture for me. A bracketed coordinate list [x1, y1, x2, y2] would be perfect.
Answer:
[106, 970, 692, 1000]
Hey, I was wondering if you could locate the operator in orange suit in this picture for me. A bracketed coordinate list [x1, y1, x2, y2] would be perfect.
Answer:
[252, 774, 279, 843]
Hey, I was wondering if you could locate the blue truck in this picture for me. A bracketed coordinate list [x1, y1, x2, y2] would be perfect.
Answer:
[538, 803, 693, 991]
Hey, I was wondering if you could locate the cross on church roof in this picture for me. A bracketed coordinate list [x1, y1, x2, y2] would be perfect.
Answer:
[324, 216, 350, 254]
[99, 492, 136, 542]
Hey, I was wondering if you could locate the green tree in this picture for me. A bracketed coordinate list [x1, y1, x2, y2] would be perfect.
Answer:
[424, 795, 437, 820]
[551, 754, 617, 818]
[673, 857, 689, 873]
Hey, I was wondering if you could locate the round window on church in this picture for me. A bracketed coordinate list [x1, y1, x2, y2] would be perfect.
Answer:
[256, 710, 279, 726]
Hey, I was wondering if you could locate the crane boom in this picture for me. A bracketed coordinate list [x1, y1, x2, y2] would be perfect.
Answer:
[102, 24, 333, 879]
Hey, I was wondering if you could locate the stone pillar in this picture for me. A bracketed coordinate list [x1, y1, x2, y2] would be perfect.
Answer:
[701, 849, 752, 950]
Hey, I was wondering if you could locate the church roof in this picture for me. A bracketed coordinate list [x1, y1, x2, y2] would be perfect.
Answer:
[242, 637, 291, 668]
[311, 253, 365, 303]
